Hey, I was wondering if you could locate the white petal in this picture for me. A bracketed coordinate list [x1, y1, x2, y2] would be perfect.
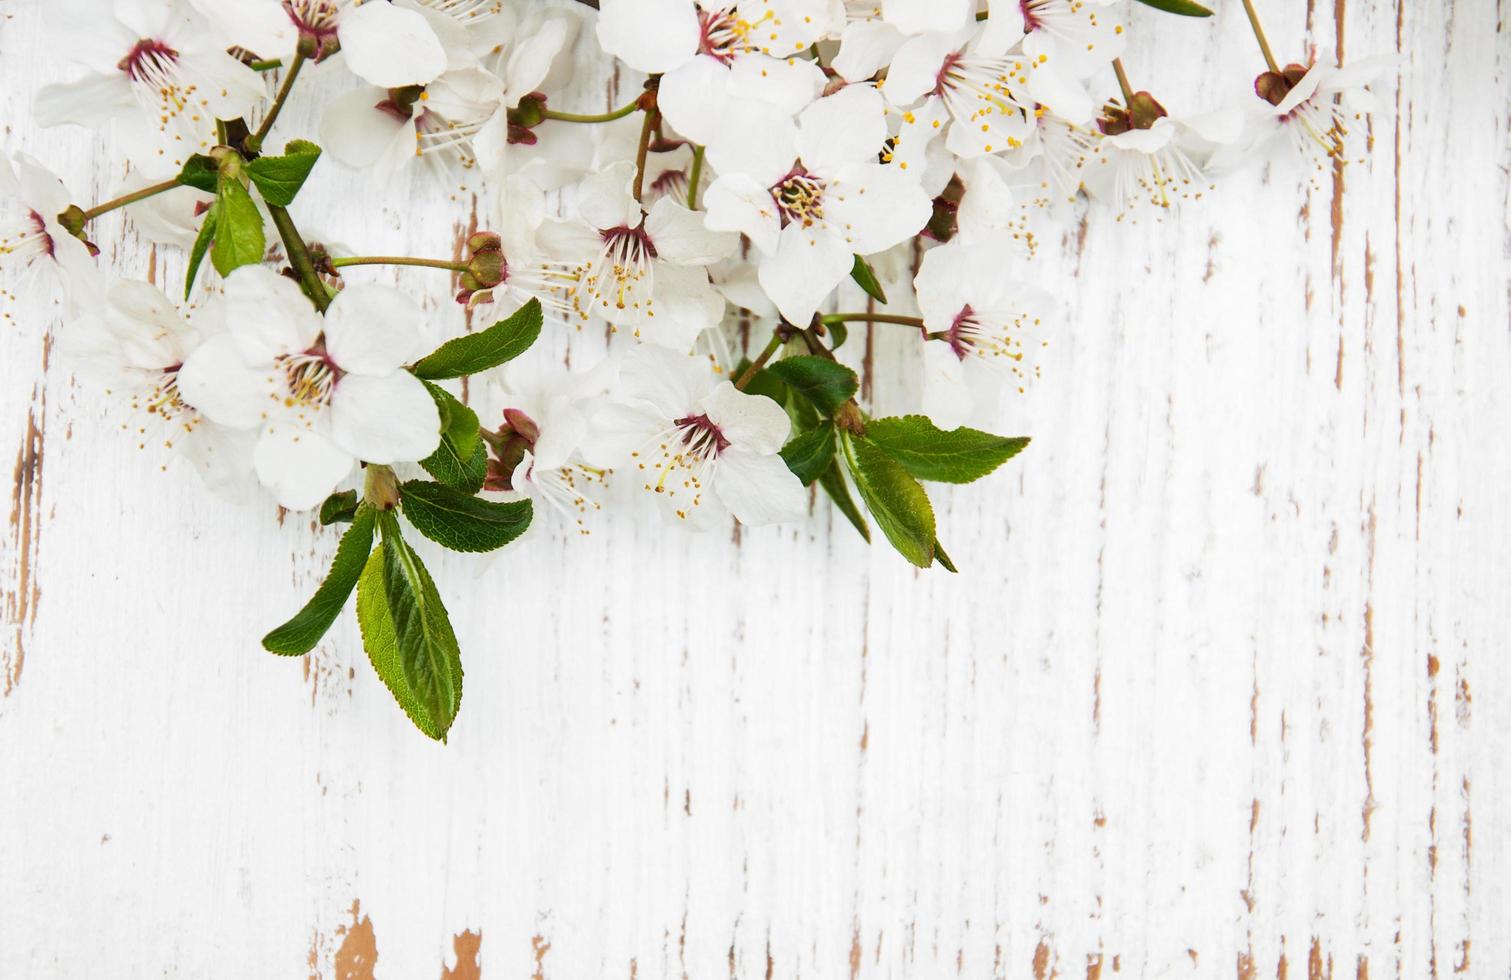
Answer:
[329, 371, 442, 464]
[320, 88, 410, 168]
[726, 53, 826, 115]
[756, 222, 854, 326]
[617, 344, 709, 418]
[883, 0, 971, 35]
[703, 174, 782, 255]
[833, 20, 907, 83]
[825, 161, 933, 255]
[504, 10, 577, 96]
[706, 101, 800, 186]
[644, 197, 739, 265]
[639, 263, 725, 351]
[713, 448, 809, 526]
[596, 0, 699, 74]
[177, 334, 278, 431]
[1024, 60, 1094, 126]
[657, 56, 732, 146]
[338, 1, 447, 87]
[797, 84, 889, 175]
[254, 423, 354, 511]
[574, 160, 641, 230]
[702, 380, 790, 454]
[580, 402, 664, 467]
[323, 284, 423, 375]
[223, 266, 324, 363]
[34, 75, 134, 129]
[884, 31, 965, 107]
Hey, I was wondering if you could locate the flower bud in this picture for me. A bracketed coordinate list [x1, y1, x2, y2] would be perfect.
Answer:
[1098, 91, 1168, 135]
[481, 408, 540, 492]
[506, 92, 548, 145]
[456, 232, 509, 306]
[1254, 63, 1311, 107]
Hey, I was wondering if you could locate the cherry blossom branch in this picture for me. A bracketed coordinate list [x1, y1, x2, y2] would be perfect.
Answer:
[248, 51, 307, 153]
[542, 99, 641, 123]
[78, 177, 183, 222]
[331, 255, 466, 273]
[1240, 0, 1282, 74]
[631, 94, 659, 202]
[268, 204, 330, 313]
[820, 312, 925, 330]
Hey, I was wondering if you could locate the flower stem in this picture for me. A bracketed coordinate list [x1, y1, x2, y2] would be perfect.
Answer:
[332, 255, 466, 273]
[542, 99, 642, 123]
[78, 177, 183, 222]
[249, 58, 283, 72]
[686, 144, 705, 210]
[1112, 58, 1136, 105]
[735, 332, 785, 390]
[268, 204, 330, 313]
[631, 95, 659, 202]
[1240, 0, 1282, 73]
[248, 51, 307, 153]
[820, 312, 925, 330]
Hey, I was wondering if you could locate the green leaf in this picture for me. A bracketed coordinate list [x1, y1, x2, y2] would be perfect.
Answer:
[840, 431, 936, 568]
[1132, 0, 1213, 14]
[933, 538, 959, 574]
[358, 512, 464, 741]
[210, 178, 265, 277]
[419, 381, 487, 493]
[818, 457, 870, 543]
[399, 480, 532, 553]
[261, 505, 376, 656]
[176, 154, 220, 193]
[827, 320, 849, 350]
[849, 254, 888, 304]
[863, 416, 1030, 484]
[184, 202, 218, 300]
[768, 356, 859, 417]
[319, 489, 360, 526]
[411, 299, 543, 380]
[780, 422, 836, 486]
[246, 139, 323, 206]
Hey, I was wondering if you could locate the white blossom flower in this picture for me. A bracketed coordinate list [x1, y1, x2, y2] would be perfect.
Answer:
[1081, 97, 1240, 218]
[702, 84, 932, 325]
[0, 153, 101, 320]
[60, 279, 254, 493]
[1233, 58, 1395, 174]
[913, 234, 1049, 428]
[190, 0, 447, 87]
[584, 346, 806, 527]
[831, 0, 975, 82]
[981, 0, 1125, 81]
[176, 266, 441, 510]
[539, 161, 738, 349]
[477, 360, 616, 534]
[35, 0, 265, 179]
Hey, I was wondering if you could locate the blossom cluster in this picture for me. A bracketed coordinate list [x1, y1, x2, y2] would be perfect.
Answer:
[1, 0, 1388, 739]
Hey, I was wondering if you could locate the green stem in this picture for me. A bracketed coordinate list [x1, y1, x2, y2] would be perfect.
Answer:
[1112, 58, 1136, 104]
[542, 99, 641, 123]
[735, 331, 784, 390]
[249, 58, 283, 72]
[268, 204, 330, 313]
[632, 97, 658, 202]
[248, 51, 307, 152]
[1240, 0, 1282, 73]
[686, 145, 705, 210]
[820, 312, 925, 330]
[78, 177, 182, 222]
[332, 255, 466, 272]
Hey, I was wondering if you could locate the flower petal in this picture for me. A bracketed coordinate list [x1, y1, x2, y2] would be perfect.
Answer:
[702, 173, 782, 255]
[254, 422, 355, 511]
[320, 87, 410, 168]
[713, 447, 809, 526]
[322, 283, 423, 375]
[701, 380, 790, 454]
[644, 197, 738, 265]
[177, 334, 279, 431]
[596, 0, 699, 74]
[797, 84, 890, 176]
[222, 265, 324, 363]
[329, 370, 442, 464]
[338, 0, 447, 87]
[756, 222, 854, 326]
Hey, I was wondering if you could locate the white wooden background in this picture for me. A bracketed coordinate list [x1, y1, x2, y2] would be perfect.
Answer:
[3, 1, 1509, 977]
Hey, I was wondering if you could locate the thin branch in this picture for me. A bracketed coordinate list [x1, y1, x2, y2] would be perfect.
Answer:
[268, 204, 330, 313]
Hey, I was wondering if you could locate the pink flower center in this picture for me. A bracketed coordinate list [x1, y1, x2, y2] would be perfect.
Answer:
[117, 39, 179, 81]
[674, 413, 730, 456]
[771, 168, 826, 228]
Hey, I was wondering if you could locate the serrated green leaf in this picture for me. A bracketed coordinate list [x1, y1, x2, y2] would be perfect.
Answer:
[1132, 0, 1213, 14]
[412, 299, 543, 380]
[849, 254, 888, 304]
[864, 416, 1030, 484]
[360, 511, 464, 741]
[261, 505, 376, 656]
[818, 456, 870, 543]
[184, 202, 218, 300]
[319, 489, 360, 526]
[355, 542, 459, 741]
[399, 480, 532, 553]
[246, 139, 323, 206]
[176, 154, 219, 193]
[768, 356, 859, 417]
[780, 422, 837, 486]
[210, 178, 265, 276]
[840, 431, 936, 567]
[419, 381, 487, 493]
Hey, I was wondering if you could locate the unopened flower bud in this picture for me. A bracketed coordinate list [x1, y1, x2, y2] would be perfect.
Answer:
[1254, 63, 1311, 107]
[1098, 91, 1168, 135]
[506, 92, 548, 145]
[481, 408, 540, 492]
[456, 232, 509, 305]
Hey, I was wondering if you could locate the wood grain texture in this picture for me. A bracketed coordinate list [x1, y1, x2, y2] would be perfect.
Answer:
[2, 1, 1508, 976]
